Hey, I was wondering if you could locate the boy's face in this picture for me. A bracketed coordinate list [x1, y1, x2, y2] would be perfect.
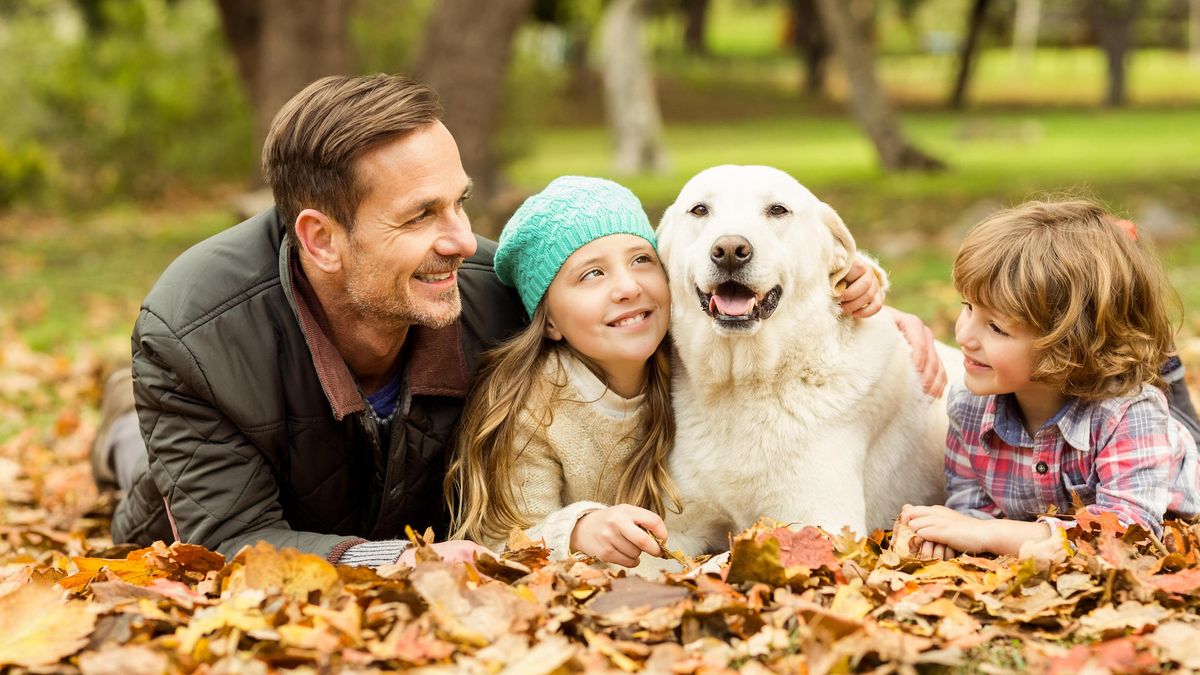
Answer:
[954, 300, 1041, 398]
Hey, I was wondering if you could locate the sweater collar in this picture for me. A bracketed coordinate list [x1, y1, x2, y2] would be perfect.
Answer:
[278, 234, 471, 421]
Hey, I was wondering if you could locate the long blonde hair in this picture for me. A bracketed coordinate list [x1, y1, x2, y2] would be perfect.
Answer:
[445, 304, 680, 544]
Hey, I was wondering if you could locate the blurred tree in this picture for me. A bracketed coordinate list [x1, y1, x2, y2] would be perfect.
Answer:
[600, 0, 669, 175]
[214, 0, 350, 156]
[949, 0, 993, 108]
[815, 0, 944, 170]
[1012, 0, 1041, 75]
[415, 0, 534, 211]
[683, 0, 711, 54]
[787, 0, 830, 95]
[1084, 0, 1143, 107]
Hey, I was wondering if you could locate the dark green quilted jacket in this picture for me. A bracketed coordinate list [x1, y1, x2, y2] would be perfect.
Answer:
[111, 207, 524, 560]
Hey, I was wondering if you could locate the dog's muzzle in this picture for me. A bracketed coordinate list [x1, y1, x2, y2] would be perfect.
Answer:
[696, 282, 783, 328]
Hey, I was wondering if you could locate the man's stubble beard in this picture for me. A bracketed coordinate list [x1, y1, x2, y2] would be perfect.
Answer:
[343, 256, 463, 330]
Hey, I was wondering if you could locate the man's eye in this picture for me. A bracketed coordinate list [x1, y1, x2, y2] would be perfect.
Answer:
[767, 203, 790, 217]
[689, 203, 708, 217]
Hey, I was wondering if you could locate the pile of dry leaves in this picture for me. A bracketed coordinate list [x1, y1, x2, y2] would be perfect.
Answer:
[7, 336, 1200, 673]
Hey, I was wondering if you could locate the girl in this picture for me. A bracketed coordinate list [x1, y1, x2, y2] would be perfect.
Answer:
[903, 200, 1200, 559]
[445, 176, 892, 567]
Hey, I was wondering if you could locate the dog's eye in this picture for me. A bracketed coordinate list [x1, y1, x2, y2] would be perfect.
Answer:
[688, 203, 708, 217]
[766, 203, 790, 217]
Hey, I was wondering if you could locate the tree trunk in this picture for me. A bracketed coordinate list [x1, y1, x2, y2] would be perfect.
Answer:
[1085, 0, 1144, 107]
[1012, 0, 1041, 75]
[814, 0, 944, 171]
[789, 0, 830, 95]
[414, 0, 533, 211]
[600, 0, 669, 175]
[683, 0, 710, 55]
[215, 0, 350, 154]
[1192, 0, 1200, 66]
[949, 0, 991, 109]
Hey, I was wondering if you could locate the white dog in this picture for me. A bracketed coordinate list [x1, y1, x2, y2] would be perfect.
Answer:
[656, 165, 963, 555]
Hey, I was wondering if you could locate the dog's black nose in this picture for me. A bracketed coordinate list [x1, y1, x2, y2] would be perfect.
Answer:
[710, 235, 753, 273]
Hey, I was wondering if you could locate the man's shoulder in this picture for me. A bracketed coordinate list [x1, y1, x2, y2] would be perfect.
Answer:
[140, 208, 287, 335]
[457, 235, 526, 348]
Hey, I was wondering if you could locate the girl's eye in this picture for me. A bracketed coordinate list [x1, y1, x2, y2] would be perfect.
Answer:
[582, 269, 603, 281]
[689, 203, 708, 217]
[633, 253, 654, 265]
[767, 203, 789, 217]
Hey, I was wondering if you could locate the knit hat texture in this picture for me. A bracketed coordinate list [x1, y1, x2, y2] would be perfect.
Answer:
[495, 176, 656, 316]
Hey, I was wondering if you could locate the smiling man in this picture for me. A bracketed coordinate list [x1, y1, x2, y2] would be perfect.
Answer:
[108, 75, 524, 565]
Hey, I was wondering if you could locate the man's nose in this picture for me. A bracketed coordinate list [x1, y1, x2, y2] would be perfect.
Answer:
[436, 210, 477, 258]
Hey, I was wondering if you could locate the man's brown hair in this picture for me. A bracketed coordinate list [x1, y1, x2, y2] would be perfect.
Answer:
[953, 199, 1179, 400]
[262, 74, 442, 239]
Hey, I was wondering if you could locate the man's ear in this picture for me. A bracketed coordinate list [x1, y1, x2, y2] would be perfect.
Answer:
[818, 202, 856, 291]
[294, 208, 347, 274]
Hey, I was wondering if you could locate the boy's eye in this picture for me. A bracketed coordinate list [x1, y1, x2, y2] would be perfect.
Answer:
[988, 322, 1009, 336]
[961, 301, 972, 312]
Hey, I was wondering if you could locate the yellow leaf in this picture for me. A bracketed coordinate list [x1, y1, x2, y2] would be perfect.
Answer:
[229, 542, 339, 601]
[0, 581, 96, 667]
[830, 579, 874, 620]
[60, 557, 162, 591]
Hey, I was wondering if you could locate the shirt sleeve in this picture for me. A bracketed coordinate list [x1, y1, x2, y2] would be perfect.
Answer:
[1071, 394, 1176, 536]
[944, 389, 1003, 519]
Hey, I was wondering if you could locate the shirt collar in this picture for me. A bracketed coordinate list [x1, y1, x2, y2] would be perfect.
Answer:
[280, 237, 471, 421]
[981, 394, 1087, 451]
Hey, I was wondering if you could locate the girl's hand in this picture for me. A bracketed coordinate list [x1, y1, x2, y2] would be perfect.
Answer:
[838, 257, 884, 318]
[885, 308, 947, 398]
[570, 504, 667, 567]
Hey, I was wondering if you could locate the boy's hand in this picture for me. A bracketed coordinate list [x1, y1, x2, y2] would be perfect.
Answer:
[902, 504, 988, 553]
[570, 504, 667, 567]
[918, 539, 957, 560]
[838, 257, 884, 317]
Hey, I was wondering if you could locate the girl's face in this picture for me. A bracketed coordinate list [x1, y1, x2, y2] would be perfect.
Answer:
[543, 234, 670, 394]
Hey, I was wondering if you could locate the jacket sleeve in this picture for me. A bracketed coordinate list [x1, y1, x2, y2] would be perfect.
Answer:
[124, 308, 357, 561]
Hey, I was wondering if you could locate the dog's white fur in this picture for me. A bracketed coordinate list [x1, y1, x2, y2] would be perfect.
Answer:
[657, 165, 963, 554]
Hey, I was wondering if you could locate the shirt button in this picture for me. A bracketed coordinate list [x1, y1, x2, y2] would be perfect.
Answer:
[1035, 461, 1048, 475]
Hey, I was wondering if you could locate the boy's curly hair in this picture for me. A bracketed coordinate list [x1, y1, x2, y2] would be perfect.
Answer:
[953, 199, 1179, 400]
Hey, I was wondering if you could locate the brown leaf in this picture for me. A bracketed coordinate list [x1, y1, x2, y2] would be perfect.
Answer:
[78, 645, 169, 675]
[1146, 567, 1200, 596]
[0, 580, 96, 667]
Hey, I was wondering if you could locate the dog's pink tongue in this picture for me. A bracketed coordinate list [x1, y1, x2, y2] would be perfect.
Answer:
[712, 293, 755, 317]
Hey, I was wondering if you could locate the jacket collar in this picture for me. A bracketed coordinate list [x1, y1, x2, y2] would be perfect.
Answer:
[278, 235, 471, 421]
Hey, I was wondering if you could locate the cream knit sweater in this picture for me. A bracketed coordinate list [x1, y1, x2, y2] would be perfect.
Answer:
[485, 349, 647, 559]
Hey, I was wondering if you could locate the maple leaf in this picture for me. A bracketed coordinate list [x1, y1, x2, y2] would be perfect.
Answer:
[1073, 509, 1126, 535]
[1145, 567, 1200, 596]
[727, 525, 841, 587]
[227, 541, 339, 602]
[0, 579, 96, 667]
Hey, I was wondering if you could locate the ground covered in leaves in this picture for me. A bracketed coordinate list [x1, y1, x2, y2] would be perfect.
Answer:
[8, 336, 1200, 674]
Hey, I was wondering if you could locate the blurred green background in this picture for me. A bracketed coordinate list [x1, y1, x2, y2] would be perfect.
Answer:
[1, 0, 1198, 357]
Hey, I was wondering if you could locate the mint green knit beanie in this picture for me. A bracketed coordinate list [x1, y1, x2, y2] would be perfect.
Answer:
[495, 176, 657, 316]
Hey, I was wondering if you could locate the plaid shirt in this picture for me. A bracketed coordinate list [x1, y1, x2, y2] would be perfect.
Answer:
[945, 382, 1200, 536]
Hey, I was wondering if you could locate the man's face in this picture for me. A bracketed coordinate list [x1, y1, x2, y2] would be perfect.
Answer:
[340, 122, 476, 330]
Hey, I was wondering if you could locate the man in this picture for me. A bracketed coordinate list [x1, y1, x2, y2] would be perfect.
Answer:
[96, 74, 941, 566]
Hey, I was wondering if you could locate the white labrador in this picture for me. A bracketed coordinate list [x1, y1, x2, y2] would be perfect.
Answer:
[656, 165, 963, 555]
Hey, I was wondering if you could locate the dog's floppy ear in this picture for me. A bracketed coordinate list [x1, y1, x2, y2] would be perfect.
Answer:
[655, 203, 678, 266]
[818, 202, 857, 292]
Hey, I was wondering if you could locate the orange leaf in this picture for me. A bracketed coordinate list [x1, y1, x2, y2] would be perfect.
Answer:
[230, 542, 339, 601]
[60, 557, 162, 592]
[1147, 568, 1200, 596]
[1074, 509, 1126, 535]
[0, 581, 96, 667]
